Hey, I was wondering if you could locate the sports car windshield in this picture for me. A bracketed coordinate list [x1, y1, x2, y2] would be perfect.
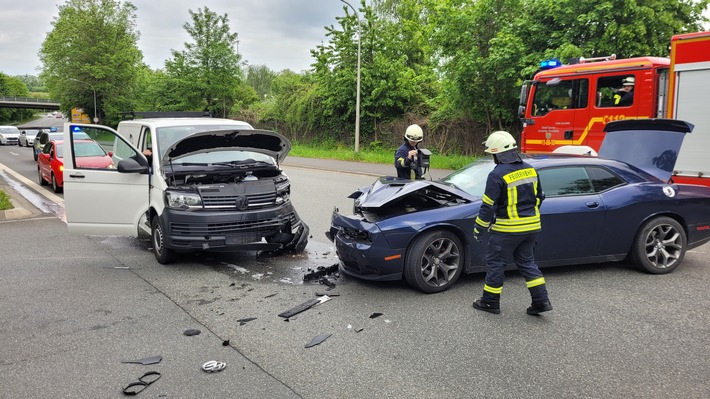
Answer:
[441, 160, 495, 197]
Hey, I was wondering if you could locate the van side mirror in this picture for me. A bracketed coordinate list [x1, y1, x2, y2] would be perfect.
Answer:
[117, 158, 150, 174]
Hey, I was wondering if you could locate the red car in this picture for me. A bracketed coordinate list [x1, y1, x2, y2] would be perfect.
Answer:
[38, 139, 113, 193]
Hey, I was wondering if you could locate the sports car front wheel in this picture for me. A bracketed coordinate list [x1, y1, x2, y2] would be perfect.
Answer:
[404, 230, 463, 294]
[631, 216, 686, 274]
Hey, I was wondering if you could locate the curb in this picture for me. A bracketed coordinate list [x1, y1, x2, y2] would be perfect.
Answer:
[0, 164, 47, 221]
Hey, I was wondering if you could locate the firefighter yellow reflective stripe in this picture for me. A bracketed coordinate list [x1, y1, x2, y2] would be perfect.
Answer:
[503, 168, 537, 184]
[475, 217, 490, 228]
[483, 284, 502, 294]
[526, 277, 546, 288]
[495, 215, 540, 226]
[506, 187, 518, 219]
[397, 157, 406, 167]
[491, 215, 541, 233]
[507, 176, 538, 188]
[482, 195, 494, 206]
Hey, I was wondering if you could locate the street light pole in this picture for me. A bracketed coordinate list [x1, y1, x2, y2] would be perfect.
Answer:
[340, 0, 361, 153]
[69, 78, 97, 123]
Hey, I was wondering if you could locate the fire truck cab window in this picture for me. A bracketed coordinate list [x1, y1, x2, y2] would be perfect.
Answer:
[533, 79, 588, 116]
[596, 76, 633, 107]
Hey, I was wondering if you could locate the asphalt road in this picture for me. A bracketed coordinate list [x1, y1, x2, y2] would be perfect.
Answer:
[1, 144, 709, 398]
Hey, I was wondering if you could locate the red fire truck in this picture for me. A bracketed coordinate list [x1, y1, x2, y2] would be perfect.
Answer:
[518, 31, 710, 186]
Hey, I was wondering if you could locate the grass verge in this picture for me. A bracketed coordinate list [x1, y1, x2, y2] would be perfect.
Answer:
[290, 143, 478, 171]
[0, 189, 13, 211]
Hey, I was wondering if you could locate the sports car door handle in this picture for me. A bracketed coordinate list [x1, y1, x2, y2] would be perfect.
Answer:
[68, 173, 85, 178]
[585, 201, 599, 208]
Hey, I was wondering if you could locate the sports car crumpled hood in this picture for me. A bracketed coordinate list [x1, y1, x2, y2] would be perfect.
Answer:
[355, 177, 471, 208]
[600, 119, 693, 182]
[163, 129, 291, 163]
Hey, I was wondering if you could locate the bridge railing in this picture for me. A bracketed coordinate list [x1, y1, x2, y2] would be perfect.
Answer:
[0, 96, 58, 104]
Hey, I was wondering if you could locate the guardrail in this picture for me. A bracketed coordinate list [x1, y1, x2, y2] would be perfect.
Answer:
[0, 96, 59, 104]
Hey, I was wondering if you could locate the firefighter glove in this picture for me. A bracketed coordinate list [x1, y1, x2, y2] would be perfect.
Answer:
[473, 227, 482, 243]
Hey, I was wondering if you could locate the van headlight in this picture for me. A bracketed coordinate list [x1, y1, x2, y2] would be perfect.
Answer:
[165, 191, 202, 209]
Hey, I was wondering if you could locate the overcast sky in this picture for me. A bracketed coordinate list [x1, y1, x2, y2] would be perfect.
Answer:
[0, 0, 347, 77]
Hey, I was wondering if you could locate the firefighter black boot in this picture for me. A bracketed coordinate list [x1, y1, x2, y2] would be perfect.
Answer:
[526, 300, 553, 315]
[526, 278, 551, 315]
[473, 290, 501, 314]
[473, 298, 500, 314]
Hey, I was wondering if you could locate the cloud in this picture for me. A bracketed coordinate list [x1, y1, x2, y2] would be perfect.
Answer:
[0, 0, 345, 77]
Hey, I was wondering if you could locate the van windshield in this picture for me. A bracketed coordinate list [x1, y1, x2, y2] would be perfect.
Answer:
[156, 124, 252, 158]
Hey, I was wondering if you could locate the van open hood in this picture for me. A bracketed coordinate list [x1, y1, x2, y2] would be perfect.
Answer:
[600, 119, 693, 182]
[163, 129, 292, 163]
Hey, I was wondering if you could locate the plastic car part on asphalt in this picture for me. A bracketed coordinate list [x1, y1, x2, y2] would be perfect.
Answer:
[122, 371, 161, 396]
[278, 295, 332, 318]
[305, 333, 332, 348]
[121, 355, 162, 365]
[237, 317, 257, 326]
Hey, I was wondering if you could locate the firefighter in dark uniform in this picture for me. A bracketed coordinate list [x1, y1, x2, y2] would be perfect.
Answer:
[472, 131, 552, 315]
[394, 124, 424, 180]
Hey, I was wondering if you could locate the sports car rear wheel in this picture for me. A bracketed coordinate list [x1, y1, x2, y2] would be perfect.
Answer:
[404, 230, 463, 294]
[631, 216, 686, 274]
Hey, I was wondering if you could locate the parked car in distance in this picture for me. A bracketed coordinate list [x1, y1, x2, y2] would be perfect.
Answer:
[18, 129, 39, 147]
[38, 139, 113, 193]
[0, 126, 21, 146]
[34, 129, 89, 161]
[327, 119, 710, 293]
[34, 130, 63, 161]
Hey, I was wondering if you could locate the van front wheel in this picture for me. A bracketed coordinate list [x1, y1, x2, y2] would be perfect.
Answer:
[152, 215, 177, 264]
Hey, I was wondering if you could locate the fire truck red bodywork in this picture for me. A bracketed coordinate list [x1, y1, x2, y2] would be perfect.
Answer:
[519, 31, 710, 186]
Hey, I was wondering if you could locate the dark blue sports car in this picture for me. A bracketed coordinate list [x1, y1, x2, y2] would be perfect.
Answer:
[327, 119, 710, 293]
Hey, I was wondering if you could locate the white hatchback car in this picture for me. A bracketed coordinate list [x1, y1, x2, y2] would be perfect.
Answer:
[0, 126, 21, 145]
[19, 129, 39, 147]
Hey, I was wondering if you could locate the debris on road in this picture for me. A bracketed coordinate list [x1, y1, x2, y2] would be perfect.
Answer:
[305, 333, 332, 348]
[369, 313, 383, 319]
[202, 360, 227, 373]
[121, 355, 162, 365]
[303, 264, 339, 281]
[237, 317, 257, 326]
[183, 328, 201, 336]
[278, 295, 332, 318]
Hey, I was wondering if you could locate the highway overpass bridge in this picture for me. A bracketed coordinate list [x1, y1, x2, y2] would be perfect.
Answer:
[0, 96, 60, 110]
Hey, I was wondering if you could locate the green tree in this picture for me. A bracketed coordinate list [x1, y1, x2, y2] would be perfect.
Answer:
[0, 73, 34, 123]
[39, 0, 143, 125]
[311, 0, 437, 144]
[14, 75, 47, 93]
[164, 7, 244, 116]
[245, 64, 277, 100]
[516, 0, 710, 77]
[428, 0, 526, 132]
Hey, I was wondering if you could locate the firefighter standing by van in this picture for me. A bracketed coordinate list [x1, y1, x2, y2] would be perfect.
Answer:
[472, 131, 553, 315]
[395, 124, 424, 180]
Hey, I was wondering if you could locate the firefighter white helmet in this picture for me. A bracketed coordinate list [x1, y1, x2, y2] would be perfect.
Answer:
[622, 76, 635, 86]
[483, 131, 517, 154]
[404, 124, 424, 142]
